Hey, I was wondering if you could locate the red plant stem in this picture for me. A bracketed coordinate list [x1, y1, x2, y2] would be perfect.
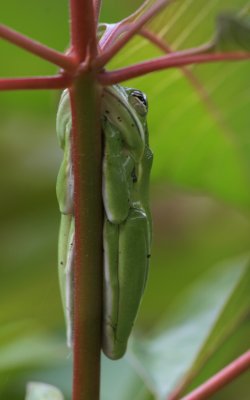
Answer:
[139, 28, 230, 135]
[138, 29, 212, 94]
[93, 0, 102, 25]
[99, 22, 128, 51]
[95, 0, 173, 67]
[0, 75, 70, 90]
[98, 51, 250, 85]
[99, 0, 154, 51]
[70, 0, 97, 60]
[0, 24, 77, 72]
[140, 27, 212, 56]
[70, 74, 102, 400]
[181, 351, 250, 400]
[70, 2, 102, 400]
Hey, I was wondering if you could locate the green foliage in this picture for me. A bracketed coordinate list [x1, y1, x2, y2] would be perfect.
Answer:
[0, 1, 250, 399]
[107, 0, 250, 207]
[213, 14, 250, 51]
[129, 258, 249, 399]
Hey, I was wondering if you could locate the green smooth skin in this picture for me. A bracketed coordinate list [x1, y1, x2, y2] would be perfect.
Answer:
[102, 119, 135, 224]
[102, 95, 153, 359]
[56, 85, 153, 359]
[102, 85, 146, 162]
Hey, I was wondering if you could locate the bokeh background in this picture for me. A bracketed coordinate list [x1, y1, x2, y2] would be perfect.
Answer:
[0, 1, 249, 399]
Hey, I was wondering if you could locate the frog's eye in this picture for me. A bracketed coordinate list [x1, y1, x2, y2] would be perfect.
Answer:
[128, 90, 148, 117]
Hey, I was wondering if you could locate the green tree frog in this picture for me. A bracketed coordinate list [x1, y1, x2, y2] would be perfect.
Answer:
[56, 84, 153, 360]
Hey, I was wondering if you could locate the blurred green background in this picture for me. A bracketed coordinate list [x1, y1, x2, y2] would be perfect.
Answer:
[0, 1, 249, 399]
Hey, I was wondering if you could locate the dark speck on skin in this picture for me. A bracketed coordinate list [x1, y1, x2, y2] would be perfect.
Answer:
[60, 261, 64, 266]
[147, 254, 151, 258]
[131, 168, 137, 183]
[131, 123, 135, 127]
[117, 116, 122, 122]
[105, 110, 110, 114]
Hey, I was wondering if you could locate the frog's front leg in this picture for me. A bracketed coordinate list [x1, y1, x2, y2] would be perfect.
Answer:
[102, 118, 135, 223]
[103, 208, 150, 360]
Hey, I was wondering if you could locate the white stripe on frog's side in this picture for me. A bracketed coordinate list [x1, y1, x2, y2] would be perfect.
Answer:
[65, 226, 74, 348]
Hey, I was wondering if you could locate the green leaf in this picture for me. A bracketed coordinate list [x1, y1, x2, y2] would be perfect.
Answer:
[213, 14, 250, 51]
[128, 256, 249, 399]
[108, 0, 250, 207]
[101, 356, 150, 400]
[0, 324, 67, 373]
[1, 3, 250, 400]
[25, 382, 64, 400]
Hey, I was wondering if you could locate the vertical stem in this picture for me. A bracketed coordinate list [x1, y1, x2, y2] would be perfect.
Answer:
[93, 0, 102, 25]
[70, 73, 102, 400]
[70, 0, 97, 60]
[69, 1, 101, 399]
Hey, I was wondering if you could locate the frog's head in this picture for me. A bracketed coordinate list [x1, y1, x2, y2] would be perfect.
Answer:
[101, 85, 149, 162]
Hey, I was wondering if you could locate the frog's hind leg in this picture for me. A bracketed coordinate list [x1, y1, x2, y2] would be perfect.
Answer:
[115, 209, 150, 358]
[102, 209, 150, 360]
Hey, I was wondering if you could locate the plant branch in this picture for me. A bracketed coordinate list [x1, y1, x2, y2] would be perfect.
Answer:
[93, 0, 102, 25]
[95, 0, 173, 67]
[69, 2, 102, 400]
[70, 0, 97, 60]
[0, 75, 70, 90]
[98, 51, 250, 85]
[140, 27, 212, 56]
[99, 22, 128, 51]
[168, 309, 249, 400]
[181, 351, 250, 400]
[99, 0, 153, 51]
[139, 28, 233, 138]
[0, 24, 77, 72]
[139, 28, 214, 102]
[70, 74, 102, 400]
